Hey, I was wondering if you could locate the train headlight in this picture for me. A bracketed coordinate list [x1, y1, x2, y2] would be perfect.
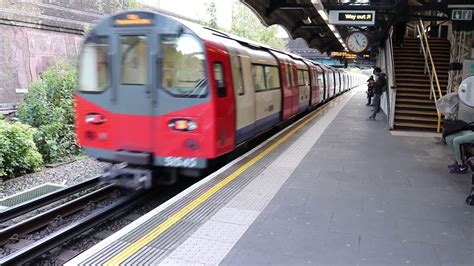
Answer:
[85, 113, 107, 124]
[168, 119, 198, 132]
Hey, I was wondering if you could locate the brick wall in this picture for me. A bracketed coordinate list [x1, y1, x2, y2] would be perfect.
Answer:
[0, 0, 122, 108]
[0, 0, 191, 109]
[0, 25, 84, 105]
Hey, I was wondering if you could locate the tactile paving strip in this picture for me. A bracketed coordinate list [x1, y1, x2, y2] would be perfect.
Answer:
[78, 101, 336, 265]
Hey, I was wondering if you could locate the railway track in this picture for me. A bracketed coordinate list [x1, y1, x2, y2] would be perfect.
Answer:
[0, 177, 148, 265]
[0, 176, 101, 223]
[0, 193, 143, 265]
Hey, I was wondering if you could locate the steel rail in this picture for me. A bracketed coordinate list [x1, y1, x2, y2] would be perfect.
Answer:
[0, 176, 100, 223]
[0, 185, 115, 246]
[0, 191, 144, 265]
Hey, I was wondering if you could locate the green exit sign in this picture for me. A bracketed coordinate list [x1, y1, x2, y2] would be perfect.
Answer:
[452, 9, 472, 21]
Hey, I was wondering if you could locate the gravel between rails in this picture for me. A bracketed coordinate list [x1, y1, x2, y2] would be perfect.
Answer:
[0, 158, 109, 199]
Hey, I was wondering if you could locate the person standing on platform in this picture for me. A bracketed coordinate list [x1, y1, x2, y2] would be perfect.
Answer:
[366, 76, 375, 106]
[368, 67, 387, 120]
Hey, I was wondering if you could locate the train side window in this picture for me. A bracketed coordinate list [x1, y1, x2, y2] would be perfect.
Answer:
[288, 64, 294, 86]
[264, 66, 280, 90]
[230, 54, 244, 96]
[213, 62, 227, 98]
[303, 71, 309, 86]
[120, 35, 148, 85]
[317, 71, 324, 89]
[79, 36, 109, 92]
[252, 65, 266, 92]
[285, 63, 291, 87]
[297, 70, 304, 86]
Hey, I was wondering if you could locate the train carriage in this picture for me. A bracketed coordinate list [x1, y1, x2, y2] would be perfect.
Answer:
[75, 10, 362, 186]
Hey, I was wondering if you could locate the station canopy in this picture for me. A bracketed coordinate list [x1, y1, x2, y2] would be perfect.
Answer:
[241, 0, 470, 53]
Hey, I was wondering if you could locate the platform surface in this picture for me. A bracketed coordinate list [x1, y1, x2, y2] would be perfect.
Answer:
[68, 88, 473, 266]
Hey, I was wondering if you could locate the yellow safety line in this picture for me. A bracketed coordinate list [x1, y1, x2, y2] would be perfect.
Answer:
[104, 102, 332, 266]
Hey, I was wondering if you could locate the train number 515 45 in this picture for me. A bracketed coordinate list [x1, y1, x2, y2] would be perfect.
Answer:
[164, 157, 198, 168]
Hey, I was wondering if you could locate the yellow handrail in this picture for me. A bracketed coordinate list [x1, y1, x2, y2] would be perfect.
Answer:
[418, 20, 443, 133]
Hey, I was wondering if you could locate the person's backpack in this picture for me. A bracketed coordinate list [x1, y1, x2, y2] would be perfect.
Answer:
[442, 119, 474, 139]
[381, 75, 388, 92]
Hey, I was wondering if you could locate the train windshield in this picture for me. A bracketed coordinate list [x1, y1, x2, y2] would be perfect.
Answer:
[121, 35, 148, 85]
[161, 33, 208, 98]
[78, 36, 109, 92]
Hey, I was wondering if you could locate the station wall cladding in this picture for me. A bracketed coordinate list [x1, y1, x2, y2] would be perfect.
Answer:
[0, 0, 126, 109]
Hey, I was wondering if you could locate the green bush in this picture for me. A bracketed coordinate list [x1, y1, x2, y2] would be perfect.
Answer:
[17, 60, 79, 163]
[0, 120, 43, 178]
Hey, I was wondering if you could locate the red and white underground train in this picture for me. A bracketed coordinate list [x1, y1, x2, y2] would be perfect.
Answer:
[76, 11, 365, 186]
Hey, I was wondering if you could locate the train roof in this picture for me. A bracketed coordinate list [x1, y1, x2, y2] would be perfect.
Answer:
[90, 10, 350, 74]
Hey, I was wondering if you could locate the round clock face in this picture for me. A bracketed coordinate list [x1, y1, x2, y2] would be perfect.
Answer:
[347, 31, 369, 53]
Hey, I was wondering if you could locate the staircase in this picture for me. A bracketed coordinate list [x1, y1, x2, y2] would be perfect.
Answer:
[393, 37, 450, 131]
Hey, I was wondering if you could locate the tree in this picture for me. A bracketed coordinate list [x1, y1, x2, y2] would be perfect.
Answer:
[17, 61, 79, 163]
[205, 2, 218, 29]
[230, 3, 287, 51]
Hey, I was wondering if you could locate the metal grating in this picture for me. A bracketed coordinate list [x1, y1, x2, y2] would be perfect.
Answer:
[0, 183, 65, 208]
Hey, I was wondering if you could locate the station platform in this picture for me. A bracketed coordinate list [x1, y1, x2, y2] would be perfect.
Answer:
[68, 87, 473, 266]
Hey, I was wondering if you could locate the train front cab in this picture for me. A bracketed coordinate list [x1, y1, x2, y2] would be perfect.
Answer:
[76, 11, 236, 171]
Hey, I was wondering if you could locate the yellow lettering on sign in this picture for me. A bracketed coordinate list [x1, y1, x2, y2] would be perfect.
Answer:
[127, 14, 140, 20]
[342, 13, 373, 21]
[115, 14, 152, 25]
[345, 14, 357, 20]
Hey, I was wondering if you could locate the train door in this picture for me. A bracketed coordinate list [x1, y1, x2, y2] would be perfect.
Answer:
[296, 66, 310, 112]
[269, 51, 293, 120]
[326, 69, 333, 98]
[315, 65, 325, 103]
[115, 33, 155, 151]
[206, 41, 236, 154]
[309, 65, 319, 106]
[290, 63, 299, 115]
[332, 70, 338, 96]
[224, 40, 256, 144]
[281, 60, 293, 119]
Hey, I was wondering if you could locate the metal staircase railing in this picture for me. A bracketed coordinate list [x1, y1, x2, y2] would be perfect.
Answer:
[385, 27, 396, 129]
[415, 20, 443, 133]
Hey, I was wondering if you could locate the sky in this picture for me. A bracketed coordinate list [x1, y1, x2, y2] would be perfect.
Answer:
[139, 0, 233, 29]
[138, 0, 288, 37]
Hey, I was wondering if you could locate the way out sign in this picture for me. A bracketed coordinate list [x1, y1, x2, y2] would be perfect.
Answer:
[328, 10, 375, 26]
[452, 9, 472, 21]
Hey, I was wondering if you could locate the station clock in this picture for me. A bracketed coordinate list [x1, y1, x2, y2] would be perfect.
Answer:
[346, 31, 369, 53]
